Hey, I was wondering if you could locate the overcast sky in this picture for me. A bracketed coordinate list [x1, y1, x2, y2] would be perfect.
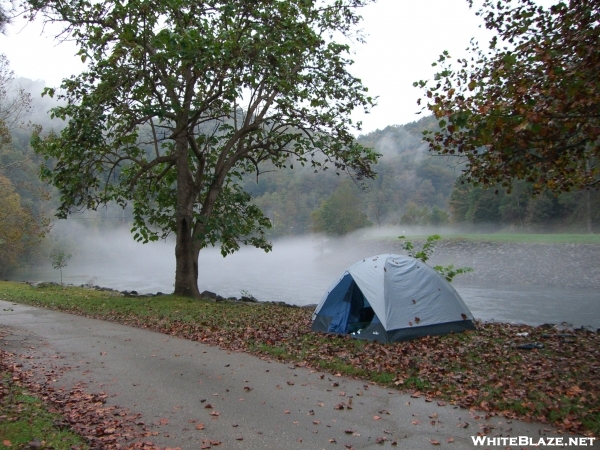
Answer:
[1, 0, 497, 134]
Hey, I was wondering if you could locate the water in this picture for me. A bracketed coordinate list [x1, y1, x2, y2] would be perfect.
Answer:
[452, 284, 600, 328]
[10, 234, 600, 329]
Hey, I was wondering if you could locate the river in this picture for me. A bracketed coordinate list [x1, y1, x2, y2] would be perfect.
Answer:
[10, 233, 600, 329]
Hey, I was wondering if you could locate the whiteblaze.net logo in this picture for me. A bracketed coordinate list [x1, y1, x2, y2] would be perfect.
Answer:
[471, 436, 596, 447]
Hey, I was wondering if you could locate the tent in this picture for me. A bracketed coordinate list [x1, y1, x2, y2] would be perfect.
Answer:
[311, 254, 475, 342]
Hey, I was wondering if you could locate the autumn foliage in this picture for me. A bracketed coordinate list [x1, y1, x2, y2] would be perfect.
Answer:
[2, 283, 598, 437]
[417, 0, 600, 193]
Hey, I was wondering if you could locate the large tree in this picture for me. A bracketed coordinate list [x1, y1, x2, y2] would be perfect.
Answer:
[416, 0, 600, 193]
[29, 0, 379, 297]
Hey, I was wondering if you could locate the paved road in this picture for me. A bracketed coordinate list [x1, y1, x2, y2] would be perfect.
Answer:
[0, 300, 559, 449]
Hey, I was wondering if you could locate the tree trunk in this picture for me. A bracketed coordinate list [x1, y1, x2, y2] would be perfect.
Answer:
[586, 189, 592, 234]
[173, 136, 201, 298]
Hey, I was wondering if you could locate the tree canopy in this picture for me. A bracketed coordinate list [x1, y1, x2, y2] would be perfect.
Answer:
[416, 0, 600, 193]
[0, 55, 49, 275]
[29, 0, 379, 296]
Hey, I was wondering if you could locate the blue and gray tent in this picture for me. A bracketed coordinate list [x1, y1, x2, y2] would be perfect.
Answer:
[311, 254, 475, 343]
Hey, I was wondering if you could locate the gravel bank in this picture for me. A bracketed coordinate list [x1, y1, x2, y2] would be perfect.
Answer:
[340, 238, 600, 289]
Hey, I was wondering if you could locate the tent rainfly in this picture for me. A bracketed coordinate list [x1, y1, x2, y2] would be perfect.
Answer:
[311, 254, 475, 342]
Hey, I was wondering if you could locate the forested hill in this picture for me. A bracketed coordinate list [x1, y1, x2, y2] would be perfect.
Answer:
[243, 113, 598, 237]
[242, 115, 461, 237]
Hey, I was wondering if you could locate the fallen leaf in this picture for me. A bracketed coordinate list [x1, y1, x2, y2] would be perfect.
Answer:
[209, 411, 220, 417]
[373, 415, 381, 420]
[328, 438, 337, 443]
[430, 439, 441, 445]
[195, 423, 205, 430]
[3, 441, 11, 447]
[446, 437, 455, 443]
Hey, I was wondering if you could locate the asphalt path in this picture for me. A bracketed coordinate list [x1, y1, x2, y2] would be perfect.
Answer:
[0, 300, 559, 449]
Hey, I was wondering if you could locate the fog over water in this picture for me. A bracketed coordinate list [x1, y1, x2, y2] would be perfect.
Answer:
[14, 224, 600, 329]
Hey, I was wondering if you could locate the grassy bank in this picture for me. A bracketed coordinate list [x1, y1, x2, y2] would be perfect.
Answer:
[0, 281, 598, 437]
[373, 233, 600, 245]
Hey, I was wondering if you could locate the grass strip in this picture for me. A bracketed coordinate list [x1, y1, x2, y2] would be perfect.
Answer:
[1, 281, 598, 437]
[0, 372, 88, 450]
